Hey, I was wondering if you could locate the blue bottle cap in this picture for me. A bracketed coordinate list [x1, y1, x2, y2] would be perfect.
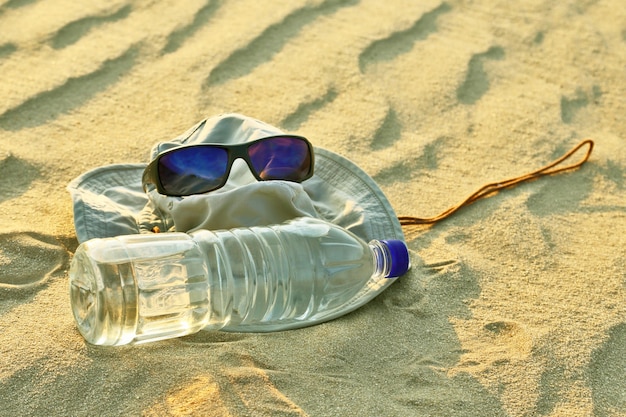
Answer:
[381, 239, 410, 278]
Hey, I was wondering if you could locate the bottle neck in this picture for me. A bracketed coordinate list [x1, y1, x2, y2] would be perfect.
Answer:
[369, 239, 410, 279]
[369, 240, 392, 278]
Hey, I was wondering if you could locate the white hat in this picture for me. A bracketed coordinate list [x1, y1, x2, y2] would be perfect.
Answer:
[68, 113, 404, 244]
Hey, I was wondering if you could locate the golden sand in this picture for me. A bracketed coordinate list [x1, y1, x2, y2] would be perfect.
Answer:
[0, 1, 624, 415]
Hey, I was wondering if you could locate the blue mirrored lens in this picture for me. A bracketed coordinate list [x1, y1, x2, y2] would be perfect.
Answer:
[248, 137, 311, 181]
[158, 146, 229, 195]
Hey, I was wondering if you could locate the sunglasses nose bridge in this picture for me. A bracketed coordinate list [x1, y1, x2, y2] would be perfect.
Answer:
[226, 155, 260, 185]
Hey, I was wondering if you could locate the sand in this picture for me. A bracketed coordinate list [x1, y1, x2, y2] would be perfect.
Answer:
[1, 0, 625, 416]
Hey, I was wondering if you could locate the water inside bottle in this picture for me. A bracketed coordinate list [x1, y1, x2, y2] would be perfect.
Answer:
[132, 254, 210, 343]
[70, 234, 213, 345]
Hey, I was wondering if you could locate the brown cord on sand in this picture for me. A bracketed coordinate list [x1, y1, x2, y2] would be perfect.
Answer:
[399, 139, 595, 226]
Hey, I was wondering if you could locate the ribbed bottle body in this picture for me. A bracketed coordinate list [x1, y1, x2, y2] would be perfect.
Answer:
[198, 217, 381, 332]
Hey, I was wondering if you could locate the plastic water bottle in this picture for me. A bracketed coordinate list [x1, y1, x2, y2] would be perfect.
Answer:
[69, 217, 410, 346]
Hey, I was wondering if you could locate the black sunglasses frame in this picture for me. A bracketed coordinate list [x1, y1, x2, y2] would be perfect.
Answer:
[142, 135, 315, 196]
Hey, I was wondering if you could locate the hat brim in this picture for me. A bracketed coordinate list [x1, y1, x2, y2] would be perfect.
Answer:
[68, 147, 403, 244]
